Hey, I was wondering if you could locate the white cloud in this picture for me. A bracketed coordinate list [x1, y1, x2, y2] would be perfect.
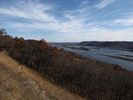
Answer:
[64, 14, 74, 19]
[114, 18, 133, 26]
[74, 28, 133, 42]
[0, 0, 133, 42]
[9, 18, 86, 34]
[0, 0, 92, 34]
[81, 1, 89, 6]
[95, 0, 115, 9]
[0, 1, 57, 22]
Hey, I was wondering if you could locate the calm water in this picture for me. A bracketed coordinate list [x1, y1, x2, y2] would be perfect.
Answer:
[53, 45, 133, 71]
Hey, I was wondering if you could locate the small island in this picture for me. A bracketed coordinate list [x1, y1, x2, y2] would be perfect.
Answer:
[97, 53, 133, 62]
[116, 54, 133, 58]
[62, 45, 90, 51]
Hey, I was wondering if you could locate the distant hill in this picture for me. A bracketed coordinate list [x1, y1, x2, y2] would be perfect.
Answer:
[47, 42, 79, 45]
[79, 41, 133, 51]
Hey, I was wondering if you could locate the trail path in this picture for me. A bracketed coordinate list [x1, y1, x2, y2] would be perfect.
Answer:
[0, 52, 85, 100]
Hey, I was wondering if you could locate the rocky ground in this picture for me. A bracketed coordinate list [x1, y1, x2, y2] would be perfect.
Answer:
[0, 52, 86, 100]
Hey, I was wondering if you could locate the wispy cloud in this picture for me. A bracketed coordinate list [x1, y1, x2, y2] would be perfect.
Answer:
[60, 27, 133, 42]
[0, 0, 132, 42]
[114, 18, 133, 26]
[81, 1, 89, 6]
[95, 0, 115, 9]
[0, 0, 57, 22]
[0, 0, 92, 34]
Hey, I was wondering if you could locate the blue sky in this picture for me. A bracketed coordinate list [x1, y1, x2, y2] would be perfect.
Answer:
[0, 0, 133, 42]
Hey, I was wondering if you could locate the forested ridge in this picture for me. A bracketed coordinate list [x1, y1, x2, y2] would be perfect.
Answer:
[0, 29, 133, 100]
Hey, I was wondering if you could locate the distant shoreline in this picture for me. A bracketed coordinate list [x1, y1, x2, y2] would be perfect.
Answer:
[79, 41, 133, 52]
[49, 43, 133, 52]
[102, 47, 133, 52]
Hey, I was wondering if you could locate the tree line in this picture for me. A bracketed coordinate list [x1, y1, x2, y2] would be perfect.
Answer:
[0, 28, 133, 100]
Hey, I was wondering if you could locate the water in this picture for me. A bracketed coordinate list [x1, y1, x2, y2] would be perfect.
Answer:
[52, 45, 133, 71]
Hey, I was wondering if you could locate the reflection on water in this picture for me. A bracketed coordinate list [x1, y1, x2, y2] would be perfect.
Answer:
[53, 45, 133, 71]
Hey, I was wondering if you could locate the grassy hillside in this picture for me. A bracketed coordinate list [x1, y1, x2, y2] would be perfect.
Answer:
[0, 52, 86, 100]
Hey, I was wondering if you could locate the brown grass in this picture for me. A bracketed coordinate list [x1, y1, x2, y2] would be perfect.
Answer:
[0, 52, 86, 100]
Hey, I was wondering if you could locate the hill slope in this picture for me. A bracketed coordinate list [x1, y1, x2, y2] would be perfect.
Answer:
[0, 52, 85, 100]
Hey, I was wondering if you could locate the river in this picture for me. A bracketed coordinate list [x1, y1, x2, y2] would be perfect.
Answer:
[52, 44, 133, 71]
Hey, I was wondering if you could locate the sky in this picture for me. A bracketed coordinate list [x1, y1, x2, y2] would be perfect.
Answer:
[0, 0, 133, 42]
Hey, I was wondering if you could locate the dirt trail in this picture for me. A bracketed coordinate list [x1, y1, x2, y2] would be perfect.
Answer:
[0, 52, 85, 100]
